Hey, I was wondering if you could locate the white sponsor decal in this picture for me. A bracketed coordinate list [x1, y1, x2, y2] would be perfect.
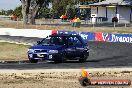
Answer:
[111, 34, 132, 43]
[79, 33, 88, 40]
[102, 33, 110, 41]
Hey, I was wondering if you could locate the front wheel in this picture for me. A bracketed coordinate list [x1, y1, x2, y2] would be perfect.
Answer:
[79, 52, 89, 63]
[29, 58, 38, 63]
[53, 53, 67, 63]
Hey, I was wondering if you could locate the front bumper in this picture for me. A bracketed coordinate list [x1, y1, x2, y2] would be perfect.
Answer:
[28, 52, 61, 61]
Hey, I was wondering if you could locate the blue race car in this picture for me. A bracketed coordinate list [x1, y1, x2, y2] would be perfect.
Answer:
[28, 34, 89, 63]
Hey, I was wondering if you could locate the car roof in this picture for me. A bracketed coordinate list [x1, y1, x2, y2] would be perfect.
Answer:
[50, 33, 80, 37]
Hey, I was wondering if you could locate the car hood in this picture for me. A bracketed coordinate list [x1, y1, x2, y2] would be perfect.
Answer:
[30, 44, 65, 50]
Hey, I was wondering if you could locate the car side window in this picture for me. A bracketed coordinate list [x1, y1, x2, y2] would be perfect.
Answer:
[68, 37, 74, 46]
[73, 37, 82, 45]
[68, 36, 82, 46]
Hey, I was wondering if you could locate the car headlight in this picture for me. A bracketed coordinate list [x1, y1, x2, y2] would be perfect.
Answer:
[49, 50, 58, 53]
[28, 49, 34, 53]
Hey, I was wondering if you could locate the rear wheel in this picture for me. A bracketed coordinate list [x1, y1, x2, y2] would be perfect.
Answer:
[79, 52, 89, 63]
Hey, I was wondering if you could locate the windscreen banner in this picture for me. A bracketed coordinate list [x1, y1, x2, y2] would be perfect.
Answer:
[59, 31, 95, 41]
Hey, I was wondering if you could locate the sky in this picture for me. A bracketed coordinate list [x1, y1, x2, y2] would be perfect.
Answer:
[0, 0, 21, 10]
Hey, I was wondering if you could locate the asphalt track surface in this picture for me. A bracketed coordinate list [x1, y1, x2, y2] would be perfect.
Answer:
[0, 35, 132, 69]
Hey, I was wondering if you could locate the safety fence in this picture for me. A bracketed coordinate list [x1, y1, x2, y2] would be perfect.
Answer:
[0, 28, 132, 43]
[59, 31, 132, 43]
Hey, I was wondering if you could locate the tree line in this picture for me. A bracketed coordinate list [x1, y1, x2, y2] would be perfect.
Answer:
[1, 0, 104, 25]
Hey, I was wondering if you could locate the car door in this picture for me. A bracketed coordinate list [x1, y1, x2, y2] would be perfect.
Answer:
[72, 36, 85, 57]
[65, 36, 77, 58]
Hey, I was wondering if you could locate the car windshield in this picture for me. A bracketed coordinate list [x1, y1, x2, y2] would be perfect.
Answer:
[40, 36, 67, 45]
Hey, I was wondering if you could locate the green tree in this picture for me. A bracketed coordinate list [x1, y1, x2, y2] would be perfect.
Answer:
[51, 0, 103, 19]
[52, 0, 76, 19]
[6, 9, 14, 15]
[38, 7, 52, 18]
[79, 0, 105, 5]
[13, 6, 22, 18]
[20, 0, 51, 24]
[0, 10, 6, 15]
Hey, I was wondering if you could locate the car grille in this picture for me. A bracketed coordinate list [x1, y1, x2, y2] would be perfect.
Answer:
[34, 50, 47, 53]
[34, 54, 47, 58]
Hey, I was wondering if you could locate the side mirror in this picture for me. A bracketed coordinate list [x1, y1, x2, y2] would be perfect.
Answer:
[84, 40, 88, 45]
[37, 41, 41, 44]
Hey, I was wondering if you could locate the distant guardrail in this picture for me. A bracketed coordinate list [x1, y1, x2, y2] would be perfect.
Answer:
[0, 28, 57, 38]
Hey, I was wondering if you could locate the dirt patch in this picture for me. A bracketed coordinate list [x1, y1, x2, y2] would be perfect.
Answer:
[0, 68, 131, 88]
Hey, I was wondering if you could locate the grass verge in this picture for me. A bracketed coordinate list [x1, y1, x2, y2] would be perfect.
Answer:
[0, 42, 31, 61]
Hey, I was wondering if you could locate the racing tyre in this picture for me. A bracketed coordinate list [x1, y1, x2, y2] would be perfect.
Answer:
[54, 53, 66, 63]
[79, 58, 86, 63]
[79, 52, 89, 63]
[54, 60, 62, 63]
[79, 77, 91, 87]
[29, 59, 38, 63]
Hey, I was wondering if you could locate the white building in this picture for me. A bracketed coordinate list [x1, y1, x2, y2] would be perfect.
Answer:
[79, 0, 132, 23]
